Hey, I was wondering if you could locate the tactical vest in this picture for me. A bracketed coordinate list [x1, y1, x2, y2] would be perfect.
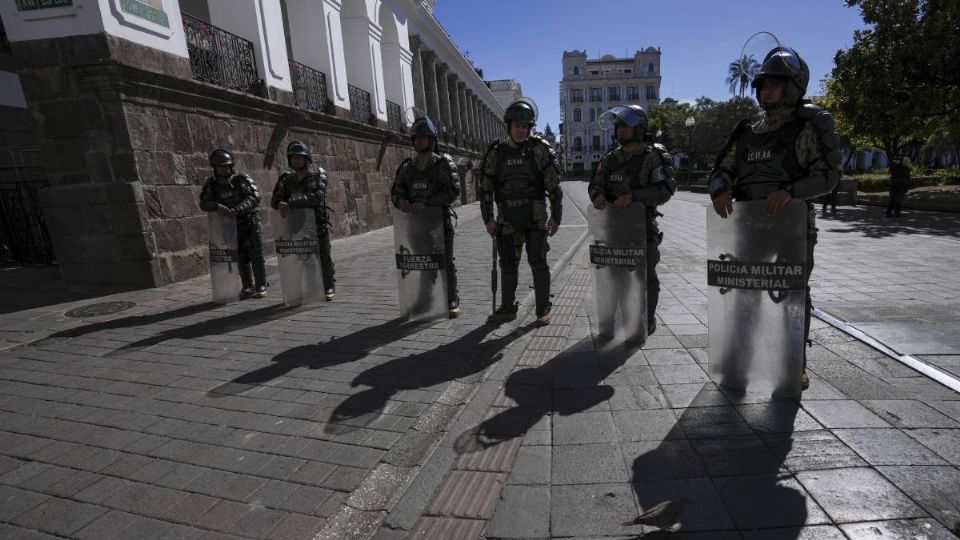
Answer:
[209, 176, 247, 208]
[733, 118, 806, 201]
[399, 158, 441, 203]
[603, 149, 650, 199]
[494, 143, 544, 203]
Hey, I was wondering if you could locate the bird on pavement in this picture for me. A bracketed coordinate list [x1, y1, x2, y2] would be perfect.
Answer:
[622, 497, 691, 530]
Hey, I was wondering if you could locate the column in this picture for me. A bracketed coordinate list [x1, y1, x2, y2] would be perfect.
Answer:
[408, 36, 428, 113]
[340, 7, 388, 124]
[420, 49, 441, 124]
[284, 0, 350, 113]
[209, 0, 292, 94]
[447, 73, 462, 146]
[435, 62, 452, 141]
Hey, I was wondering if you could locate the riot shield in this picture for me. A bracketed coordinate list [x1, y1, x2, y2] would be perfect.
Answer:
[587, 204, 647, 344]
[208, 213, 241, 304]
[393, 207, 448, 322]
[275, 208, 324, 306]
[707, 200, 807, 398]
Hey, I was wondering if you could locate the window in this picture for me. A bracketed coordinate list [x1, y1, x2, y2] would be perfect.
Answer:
[571, 88, 583, 103]
[624, 69, 631, 73]
[589, 88, 602, 102]
[573, 136, 583, 151]
[608, 86, 620, 101]
[647, 62, 655, 73]
[590, 70, 599, 75]
[589, 108, 596, 122]
[573, 66, 580, 76]
[573, 108, 581, 122]
[627, 86, 640, 100]
[591, 135, 601, 151]
[646, 85, 658, 100]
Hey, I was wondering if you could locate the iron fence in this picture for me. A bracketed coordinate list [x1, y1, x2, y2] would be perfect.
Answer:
[0, 180, 55, 265]
[182, 13, 260, 93]
[289, 61, 331, 113]
[348, 84, 374, 125]
[386, 100, 403, 132]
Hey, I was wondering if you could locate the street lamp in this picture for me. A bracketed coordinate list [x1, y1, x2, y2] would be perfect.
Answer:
[684, 117, 696, 187]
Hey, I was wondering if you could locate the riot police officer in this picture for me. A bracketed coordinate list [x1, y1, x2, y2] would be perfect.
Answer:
[271, 141, 336, 301]
[708, 46, 842, 389]
[887, 153, 911, 217]
[199, 149, 267, 298]
[481, 97, 563, 325]
[391, 115, 462, 318]
[588, 105, 676, 334]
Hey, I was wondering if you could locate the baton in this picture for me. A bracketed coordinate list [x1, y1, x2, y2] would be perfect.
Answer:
[491, 236, 498, 314]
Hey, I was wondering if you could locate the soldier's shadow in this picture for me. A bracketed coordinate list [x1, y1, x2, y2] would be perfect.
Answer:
[46, 301, 220, 341]
[628, 384, 808, 537]
[206, 317, 433, 397]
[324, 322, 537, 435]
[453, 336, 639, 453]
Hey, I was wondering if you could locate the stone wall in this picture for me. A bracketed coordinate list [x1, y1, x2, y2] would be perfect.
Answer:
[10, 34, 484, 288]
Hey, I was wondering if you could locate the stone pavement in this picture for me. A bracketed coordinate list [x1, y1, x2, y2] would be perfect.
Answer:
[1, 184, 959, 539]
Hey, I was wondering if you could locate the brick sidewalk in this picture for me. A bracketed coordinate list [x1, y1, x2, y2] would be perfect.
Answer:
[2, 184, 960, 539]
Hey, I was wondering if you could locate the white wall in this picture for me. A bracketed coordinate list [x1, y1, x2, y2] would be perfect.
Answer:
[0, 71, 28, 108]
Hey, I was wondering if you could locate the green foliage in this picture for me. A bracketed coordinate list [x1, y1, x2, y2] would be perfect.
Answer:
[826, 0, 960, 162]
[726, 55, 760, 98]
[649, 97, 760, 169]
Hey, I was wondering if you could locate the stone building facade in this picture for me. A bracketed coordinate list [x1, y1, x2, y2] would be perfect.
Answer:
[485, 79, 522, 110]
[559, 48, 662, 175]
[0, 0, 508, 288]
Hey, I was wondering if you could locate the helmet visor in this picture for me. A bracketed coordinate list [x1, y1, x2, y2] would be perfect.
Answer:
[506, 97, 539, 124]
[598, 105, 645, 131]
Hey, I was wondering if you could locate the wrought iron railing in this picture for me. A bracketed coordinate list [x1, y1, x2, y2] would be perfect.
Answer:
[0, 180, 55, 265]
[0, 14, 10, 54]
[386, 100, 403, 132]
[348, 84, 374, 125]
[181, 13, 260, 93]
[289, 61, 331, 113]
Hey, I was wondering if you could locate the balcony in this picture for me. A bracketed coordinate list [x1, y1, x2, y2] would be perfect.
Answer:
[348, 84, 375, 125]
[289, 61, 331, 113]
[570, 96, 584, 103]
[386, 100, 403, 133]
[182, 13, 260, 93]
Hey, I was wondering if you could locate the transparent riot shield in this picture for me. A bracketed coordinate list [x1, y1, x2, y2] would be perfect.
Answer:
[275, 208, 324, 307]
[393, 207, 448, 322]
[208, 213, 241, 304]
[707, 200, 808, 398]
[587, 204, 647, 344]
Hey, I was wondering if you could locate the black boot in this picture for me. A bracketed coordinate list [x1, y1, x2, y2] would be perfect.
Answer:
[239, 263, 254, 299]
[252, 258, 267, 298]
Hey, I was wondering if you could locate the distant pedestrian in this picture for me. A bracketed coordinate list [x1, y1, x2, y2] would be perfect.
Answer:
[886, 153, 911, 217]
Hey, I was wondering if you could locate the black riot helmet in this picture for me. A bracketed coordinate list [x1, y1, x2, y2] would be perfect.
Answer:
[503, 97, 538, 128]
[286, 140, 312, 169]
[599, 104, 648, 143]
[751, 46, 809, 108]
[209, 149, 234, 168]
[410, 116, 438, 139]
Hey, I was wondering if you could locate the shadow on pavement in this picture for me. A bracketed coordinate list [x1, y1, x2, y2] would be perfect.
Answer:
[628, 385, 806, 536]
[207, 317, 434, 397]
[0, 265, 136, 315]
[453, 336, 639, 453]
[47, 301, 222, 340]
[819, 204, 960, 239]
[324, 322, 537, 435]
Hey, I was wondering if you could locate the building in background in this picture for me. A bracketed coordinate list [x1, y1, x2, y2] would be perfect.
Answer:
[0, 0, 509, 287]
[559, 48, 662, 175]
[485, 79, 522, 110]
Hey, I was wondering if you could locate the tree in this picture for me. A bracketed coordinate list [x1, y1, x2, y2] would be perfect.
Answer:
[726, 55, 760, 98]
[649, 97, 760, 170]
[827, 0, 960, 163]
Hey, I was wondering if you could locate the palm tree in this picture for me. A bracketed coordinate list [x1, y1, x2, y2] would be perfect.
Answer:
[726, 55, 760, 97]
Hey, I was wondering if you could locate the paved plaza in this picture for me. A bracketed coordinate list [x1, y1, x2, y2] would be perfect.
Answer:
[1, 184, 960, 539]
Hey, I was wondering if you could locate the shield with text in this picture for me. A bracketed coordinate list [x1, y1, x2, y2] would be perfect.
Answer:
[208, 213, 241, 304]
[276, 208, 324, 306]
[707, 200, 807, 398]
[587, 204, 647, 344]
[393, 207, 448, 322]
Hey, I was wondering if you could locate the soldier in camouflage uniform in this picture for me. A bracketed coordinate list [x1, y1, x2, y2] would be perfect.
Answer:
[391, 115, 462, 318]
[481, 97, 563, 325]
[199, 149, 267, 298]
[271, 141, 336, 301]
[588, 105, 677, 334]
[708, 46, 842, 390]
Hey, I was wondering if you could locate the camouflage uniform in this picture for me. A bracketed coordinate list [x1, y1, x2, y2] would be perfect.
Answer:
[588, 142, 676, 325]
[481, 135, 563, 315]
[391, 152, 461, 305]
[271, 168, 336, 292]
[199, 173, 266, 291]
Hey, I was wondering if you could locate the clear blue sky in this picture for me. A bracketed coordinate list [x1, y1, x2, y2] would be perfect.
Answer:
[432, 0, 868, 134]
